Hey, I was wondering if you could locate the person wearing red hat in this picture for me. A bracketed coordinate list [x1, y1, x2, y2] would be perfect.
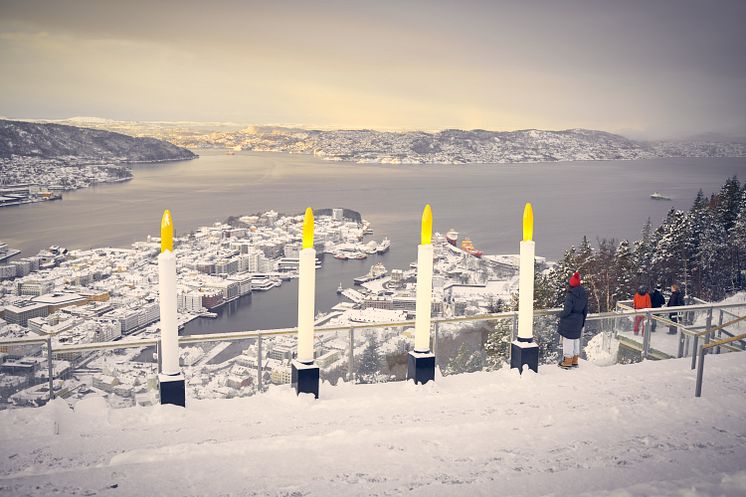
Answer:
[558, 271, 588, 369]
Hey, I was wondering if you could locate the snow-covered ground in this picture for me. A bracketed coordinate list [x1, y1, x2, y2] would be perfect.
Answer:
[1, 353, 746, 497]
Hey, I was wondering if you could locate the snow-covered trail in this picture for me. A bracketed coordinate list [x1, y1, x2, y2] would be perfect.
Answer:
[1, 354, 746, 497]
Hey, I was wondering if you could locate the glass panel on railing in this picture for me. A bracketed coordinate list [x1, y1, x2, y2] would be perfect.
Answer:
[56, 346, 161, 409]
[315, 329, 356, 387]
[182, 337, 259, 401]
[0, 341, 51, 409]
[350, 326, 410, 385]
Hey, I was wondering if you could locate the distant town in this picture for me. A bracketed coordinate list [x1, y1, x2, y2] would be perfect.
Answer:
[0, 208, 539, 408]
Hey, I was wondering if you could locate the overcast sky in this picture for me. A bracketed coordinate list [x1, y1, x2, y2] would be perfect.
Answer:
[1, 0, 744, 138]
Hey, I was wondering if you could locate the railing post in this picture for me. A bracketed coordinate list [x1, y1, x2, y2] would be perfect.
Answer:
[511, 312, 518, 342]
[717, 309, 723, 354]
[690, 334, 699, 370]
[695, 344, 706, 397]
[642, 312, 652, 359]
[46, 337, 54, 402]
[433, 322, 439, 358]
[156, 339, 162, 374]
[257, 334, 263, 393]
[677, 327, 685, 358]
[348, 327, 355, 383]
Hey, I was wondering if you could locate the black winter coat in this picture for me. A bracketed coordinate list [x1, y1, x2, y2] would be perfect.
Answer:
[668, 290, 685, 308]
[558, 285, 589, 339]
[650, 290, 665, 308]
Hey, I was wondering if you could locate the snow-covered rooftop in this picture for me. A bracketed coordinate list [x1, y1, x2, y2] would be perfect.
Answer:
[1, 353, 745, 496]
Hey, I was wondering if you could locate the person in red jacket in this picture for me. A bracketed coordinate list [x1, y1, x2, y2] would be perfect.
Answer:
[633, 285, 652, 336]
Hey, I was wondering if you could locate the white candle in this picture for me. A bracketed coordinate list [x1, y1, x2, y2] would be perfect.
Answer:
[297, 246, 316, 363]
[517, 203, 535, 341]
[517, 239, 535, 340]
[414, 243, 434, 352]
[159, 250, 179, 375]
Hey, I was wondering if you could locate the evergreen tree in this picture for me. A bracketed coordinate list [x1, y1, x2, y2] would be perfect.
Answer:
[650, 209, 690, 291]
[613, 239, 634, 303]
[730, 188, 746, 290]
[484, 319, 512, 369]
[356, 335, 384, 384]
[445, 343, 484, 375]
[716, 176, 742, 231]
[633, 218, 655, 289]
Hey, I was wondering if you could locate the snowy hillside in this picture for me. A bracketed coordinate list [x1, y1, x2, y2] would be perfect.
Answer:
[180, 126, 746, 164]
[1, 353, 745, 497]
[0, 120, 197, 162]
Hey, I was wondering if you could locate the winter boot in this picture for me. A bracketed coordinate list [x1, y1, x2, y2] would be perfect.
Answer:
[558, 356, 573, 369]
[571, 355, 579, 368]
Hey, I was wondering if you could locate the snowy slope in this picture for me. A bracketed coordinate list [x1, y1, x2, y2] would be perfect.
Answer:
[1, 353, 745, 497]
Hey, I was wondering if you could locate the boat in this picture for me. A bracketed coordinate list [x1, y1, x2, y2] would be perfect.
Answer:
[251, 276, 280, 291]
[333, 252, 348, 260]
[460, 237, 483, 258]
[353, 262, 387, 285]
[337, 283, 343, 294]
[446, 229, 459, 246]
[348, 251, 367, 260]
[365, 240, 379, 254]
[377, 237, 391, 254]
[650, 192, 672, 201]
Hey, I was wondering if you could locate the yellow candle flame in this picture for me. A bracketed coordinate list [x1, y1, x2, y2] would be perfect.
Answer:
[421, 204, 432, 245]
[161, 209, 173, 253]
[523, 202, 533, 242]
[302, 207, 314, 249]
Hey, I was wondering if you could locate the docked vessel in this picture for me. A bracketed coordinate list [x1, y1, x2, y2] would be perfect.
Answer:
[460, 237, 483, 258]
[251, 276, 280, 291]
[650, 192, 672, 200]
[377, 237, 391, 254]
[354, 262, 387, 285]
[446, 229, 459, 246]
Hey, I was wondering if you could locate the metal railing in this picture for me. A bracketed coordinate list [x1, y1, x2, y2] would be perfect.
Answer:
[1, 300, 744, 406]
[696, 331, 746, 397]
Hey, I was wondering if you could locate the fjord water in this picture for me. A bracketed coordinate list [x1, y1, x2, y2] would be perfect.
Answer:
[1, 150, 744, 332]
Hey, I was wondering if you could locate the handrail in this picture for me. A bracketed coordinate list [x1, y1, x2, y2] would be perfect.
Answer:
[3, 301, 744, 355]
[704, 332, 746, 350]
[693, 314, 746, 337]
[696, 330, 746, 397]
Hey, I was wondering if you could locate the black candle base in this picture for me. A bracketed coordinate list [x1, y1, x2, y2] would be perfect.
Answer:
[158, 373, 186, 407]
[407, 351, 436, 385]
[292, 360, 320, 399]
[510, 340, 539, 374]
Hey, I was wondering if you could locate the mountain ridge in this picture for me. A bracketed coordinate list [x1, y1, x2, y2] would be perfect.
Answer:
[0, 119, 197, 162]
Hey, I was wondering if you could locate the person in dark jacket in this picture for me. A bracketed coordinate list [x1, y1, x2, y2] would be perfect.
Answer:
[558, 271, 589, 369]
[650, 284, 666, 332]
[667, 283, 685, 334]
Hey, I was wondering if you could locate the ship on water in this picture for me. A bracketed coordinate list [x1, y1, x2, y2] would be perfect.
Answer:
[353, 262, 387, 285]
[650, 192, 672, 200]
[460, 237, 484, 258]
[377, 237, 391, 254]
[446, 229, 459, 246]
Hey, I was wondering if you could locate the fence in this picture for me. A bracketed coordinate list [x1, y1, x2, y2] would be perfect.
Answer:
[0, 300, 744, 408]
